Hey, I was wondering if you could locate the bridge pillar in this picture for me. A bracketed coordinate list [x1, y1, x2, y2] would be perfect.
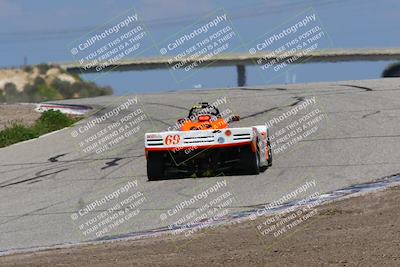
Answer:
[236, 65, 246, 87]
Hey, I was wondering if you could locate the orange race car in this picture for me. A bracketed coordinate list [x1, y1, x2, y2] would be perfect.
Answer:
[144, 102, 272, 180]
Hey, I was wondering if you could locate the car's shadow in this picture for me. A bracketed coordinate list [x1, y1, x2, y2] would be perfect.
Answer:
[148, 166, 270, 181]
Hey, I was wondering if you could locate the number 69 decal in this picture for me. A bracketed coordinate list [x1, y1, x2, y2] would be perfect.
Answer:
[165, 134, 180, 145]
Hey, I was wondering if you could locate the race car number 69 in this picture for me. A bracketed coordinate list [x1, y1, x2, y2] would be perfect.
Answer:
[165, 134, 180, 145]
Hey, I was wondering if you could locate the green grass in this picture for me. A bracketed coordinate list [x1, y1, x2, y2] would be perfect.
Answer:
[0, 110, 80, 148]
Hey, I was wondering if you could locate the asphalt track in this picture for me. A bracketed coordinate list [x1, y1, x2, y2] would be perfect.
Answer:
[1, 78, 400, 252]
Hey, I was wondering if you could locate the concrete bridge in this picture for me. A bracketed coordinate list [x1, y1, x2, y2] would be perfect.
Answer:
[58, 48, 400, 86]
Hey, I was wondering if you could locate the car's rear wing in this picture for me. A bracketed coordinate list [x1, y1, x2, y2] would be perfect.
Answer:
[145, 127, 258, 151]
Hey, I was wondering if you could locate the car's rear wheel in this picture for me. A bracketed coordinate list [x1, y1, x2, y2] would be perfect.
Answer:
[267, 140, 273, 166]
[240, 146, 260, 175]
[147, 152, 165, 181]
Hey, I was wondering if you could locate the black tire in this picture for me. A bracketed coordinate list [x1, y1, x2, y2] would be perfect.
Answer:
[266, 128, 273, 167]
[260, 131, 273, 172]
[267, 140, 273, 166]
[147, 152, 165, 181]
[240, 146, 260, 175]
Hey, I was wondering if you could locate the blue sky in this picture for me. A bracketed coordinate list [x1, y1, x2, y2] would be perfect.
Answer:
[1, 0, 399, 94]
